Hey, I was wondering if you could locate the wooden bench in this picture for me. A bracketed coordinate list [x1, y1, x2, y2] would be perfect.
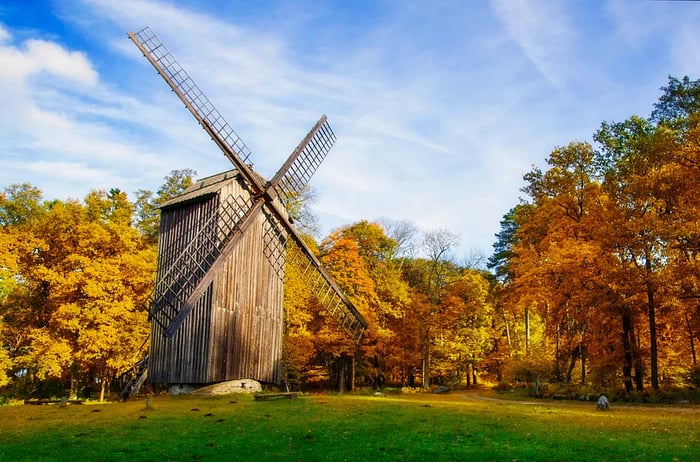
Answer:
[253, 392, 298, 401]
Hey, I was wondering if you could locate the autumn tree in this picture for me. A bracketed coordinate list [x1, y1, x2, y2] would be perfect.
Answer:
[402, 228, 460, 388]
[316, 221, 411, 390]
[134, 169, 196, 244]
[282, 235, 322, 389]
[433, 269, 492, 387]
[493, 75, 700, 392]
[1, 185, 155, 400]
[506, 142, 619, 384]
[595, 108, 690, 390]
[488, 205, 533, 357]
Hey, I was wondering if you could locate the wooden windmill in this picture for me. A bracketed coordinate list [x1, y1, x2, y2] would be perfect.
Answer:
[127, 27, 367, 387]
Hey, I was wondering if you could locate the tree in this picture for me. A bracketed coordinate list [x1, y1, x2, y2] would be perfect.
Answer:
[317, 221, 411, 390]
[488, 207, 520, 283]
[1, 184, 155, 400]
[379, 218, 420, 259]
[651, 75, 700, 132]
[285, 185, 321, 237]
[283, 233, 324, 389]
[0, 183, 44, 227]
[491, 76, 700, 391]
[595, 115, 680, 390]
[413, 228, 460, 388]
[435, 269, 492, 386]
[134, 169, 196, 244]
[507, 142, 617, 384]
[318, 228, 375, 391]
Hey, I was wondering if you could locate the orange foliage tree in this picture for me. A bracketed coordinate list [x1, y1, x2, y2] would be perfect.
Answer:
[494, 76, 700, 392]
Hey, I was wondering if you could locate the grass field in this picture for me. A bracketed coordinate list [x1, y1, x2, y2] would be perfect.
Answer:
[1, 390, 698, 461]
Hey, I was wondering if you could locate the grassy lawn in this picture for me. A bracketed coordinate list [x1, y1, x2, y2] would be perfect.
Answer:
[1, 390, 698, 461]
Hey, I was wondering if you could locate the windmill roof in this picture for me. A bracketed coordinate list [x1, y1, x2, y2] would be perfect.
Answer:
[160, 170, 240, 209]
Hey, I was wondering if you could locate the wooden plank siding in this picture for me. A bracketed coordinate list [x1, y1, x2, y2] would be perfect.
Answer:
[148, 170, 285, 385]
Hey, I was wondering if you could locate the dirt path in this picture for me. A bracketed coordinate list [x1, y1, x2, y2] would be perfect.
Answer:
[459, 390, 700, 413]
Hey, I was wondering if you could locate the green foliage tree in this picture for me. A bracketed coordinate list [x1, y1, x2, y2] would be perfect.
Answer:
[651, 75, 700, 132]
[134, 169, 196, 244]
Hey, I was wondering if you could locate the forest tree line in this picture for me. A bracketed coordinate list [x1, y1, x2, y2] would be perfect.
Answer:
[1, 76, 699, 400]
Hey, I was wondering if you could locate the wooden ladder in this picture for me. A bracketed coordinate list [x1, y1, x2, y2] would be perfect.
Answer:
[121, 356, 149, 400]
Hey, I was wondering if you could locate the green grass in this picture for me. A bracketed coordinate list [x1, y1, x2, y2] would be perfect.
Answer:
[1, 391, 698, 461]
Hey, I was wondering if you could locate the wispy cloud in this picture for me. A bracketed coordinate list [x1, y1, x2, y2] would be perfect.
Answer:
[490, 0, 575, 89]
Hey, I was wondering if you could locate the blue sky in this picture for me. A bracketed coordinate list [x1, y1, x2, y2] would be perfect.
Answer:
[1, 0, 699, 261]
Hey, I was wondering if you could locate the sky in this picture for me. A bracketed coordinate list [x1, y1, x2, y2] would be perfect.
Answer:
[1, 0, 699, 262]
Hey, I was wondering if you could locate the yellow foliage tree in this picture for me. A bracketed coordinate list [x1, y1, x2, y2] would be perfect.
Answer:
[1, 186, 155, 400]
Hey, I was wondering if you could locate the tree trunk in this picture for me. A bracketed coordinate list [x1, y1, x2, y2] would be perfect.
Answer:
[645, 255, 659, 390]
[630, 319, 644, 391]
[565, 346, 580, 384]
[686, 311, 697, 368]
[622, 314, 634, 393]
[525, 307, 530, 356]
[351, 355, 356, 394]
[501, 307, 512, 349]
[472, 363, 477, 386]
[69, 363, 79, 400]
[338, 360, 346, 393]
[555, 328, 560, 380]
[580, 347, 586, 384]
[99, 377, 107, 402]
[422, 325, 431, 389]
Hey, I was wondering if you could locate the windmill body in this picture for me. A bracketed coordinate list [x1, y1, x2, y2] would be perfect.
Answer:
[149, 171, 285, 384]
[126, 27, 367, 392]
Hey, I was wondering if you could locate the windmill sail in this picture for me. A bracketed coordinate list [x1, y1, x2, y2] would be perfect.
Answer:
[288, 240, 367, 339]
[269, 115, 337, 209]
[261, 114, 335, 276]
[128, 27, 253, 166]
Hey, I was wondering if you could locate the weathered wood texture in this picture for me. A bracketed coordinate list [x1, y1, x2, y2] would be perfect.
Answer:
[253, 392, 298, 401]
[148, 171, 284, 385]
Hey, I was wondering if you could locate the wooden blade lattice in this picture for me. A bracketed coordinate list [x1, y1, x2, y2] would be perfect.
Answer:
[287, 243, 367, 341]
[261, 205, 288, 279]
[130, 27, 253, 165]
[261, 115, 336, 280]
[149, 194, 253, 330]
[273, 117, 337, 211]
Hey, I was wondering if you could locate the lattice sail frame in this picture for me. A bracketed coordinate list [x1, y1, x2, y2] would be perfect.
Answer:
[129, 26, 367, 342]
[262, 116, 337, 277]
[131, 27, 253, 165]
[287, 243, 367, 336]
[273, 118, 337, 209]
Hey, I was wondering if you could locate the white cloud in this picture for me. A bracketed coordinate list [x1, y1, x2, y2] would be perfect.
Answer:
[0, 36, 97, 85]
[26, 39, 97, 86]
[0, 21, 194, 202]
[0, 23, 9, 43]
